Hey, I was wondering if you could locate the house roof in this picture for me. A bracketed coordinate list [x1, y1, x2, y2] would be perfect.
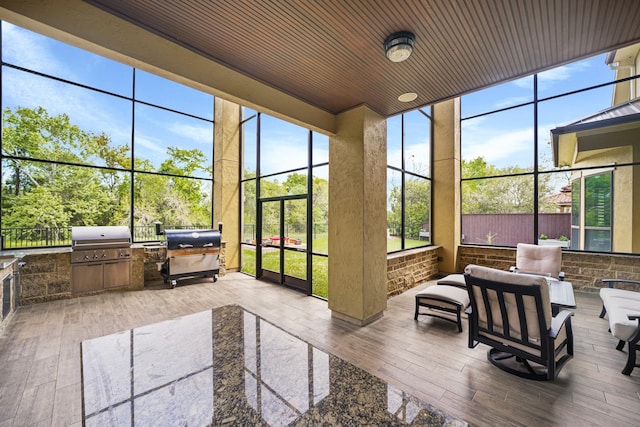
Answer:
[551, 98, 640, 136]
[546, 187, 572, 207]
[551, 98, 640, 166]
[4, 0, 640, 133]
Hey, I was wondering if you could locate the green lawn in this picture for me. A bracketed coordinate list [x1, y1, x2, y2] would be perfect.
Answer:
[312, 235, 328, 254]
[240, 236, 427, 299]
[387, 237, 428, 252]
[241, 246, 328, 298]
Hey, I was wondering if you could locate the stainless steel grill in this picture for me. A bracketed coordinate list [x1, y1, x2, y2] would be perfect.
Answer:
[160, 229, 221, 288]
[71, 226, 132, 294]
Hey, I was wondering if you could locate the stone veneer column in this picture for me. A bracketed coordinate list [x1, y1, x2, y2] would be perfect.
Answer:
[328, 106, 387, 325]
[432, 99, 461, 274]
[214, 98, 241, 271]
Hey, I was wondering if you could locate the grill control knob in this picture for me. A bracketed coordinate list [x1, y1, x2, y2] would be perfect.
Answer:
[83, 255, 89, 260]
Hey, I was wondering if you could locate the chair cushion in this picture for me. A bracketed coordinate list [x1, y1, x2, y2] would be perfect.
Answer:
[464, 264, 552, 335]
[600, 287, 640, 341]
[437, 274, 467, 288]
[516, 243, 561, 279]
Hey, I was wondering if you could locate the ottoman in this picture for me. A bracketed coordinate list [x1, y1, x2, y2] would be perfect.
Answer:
[437, 273, 467, 289]
[414, 285, 470, 332]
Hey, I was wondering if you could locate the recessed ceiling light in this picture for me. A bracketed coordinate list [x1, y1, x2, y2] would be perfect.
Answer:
[384, 32, 415, 62]
[398, 92, 418, 102]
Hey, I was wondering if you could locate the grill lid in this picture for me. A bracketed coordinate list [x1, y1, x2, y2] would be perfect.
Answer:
[71, 226, 132, 250]
[165, 229, 221, 250]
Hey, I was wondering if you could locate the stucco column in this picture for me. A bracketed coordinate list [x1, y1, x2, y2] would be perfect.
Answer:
[214, 98, 241, 271]
[328, 106, 387, 326]
[432, 99, 461, 273]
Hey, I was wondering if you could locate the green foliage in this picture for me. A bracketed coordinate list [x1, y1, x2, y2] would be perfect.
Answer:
[2, 107, 213, 243]
[387, 175, 431, 240]
[312, 176, 328, 226]
[557, 235, 569, 241]
[242, 170, 329, 245]
[461, 156, 555, 214]
[539, 233, 548, 240]
[2, 107, 130, 230]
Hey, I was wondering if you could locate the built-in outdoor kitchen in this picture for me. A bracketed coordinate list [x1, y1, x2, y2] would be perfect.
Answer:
[0, 256, 24, 333]
[0, 225, 226, 307]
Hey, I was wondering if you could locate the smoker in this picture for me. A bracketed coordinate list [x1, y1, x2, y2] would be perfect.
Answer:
[70, 226, 132, 294]
[158, 224, 222, 288]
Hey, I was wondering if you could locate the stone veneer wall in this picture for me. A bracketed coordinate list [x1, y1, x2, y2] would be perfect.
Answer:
[387, 246, 440, 297]
[457, 245, 640, 292]
[19, 244, 228, 305]
[20, 248, 145, 305]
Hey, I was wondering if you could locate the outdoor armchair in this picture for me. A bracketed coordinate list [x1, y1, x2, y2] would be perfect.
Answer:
[510, 242, 565, 280]
[599, 279, 640, 375]
[464, 264, 574, 381]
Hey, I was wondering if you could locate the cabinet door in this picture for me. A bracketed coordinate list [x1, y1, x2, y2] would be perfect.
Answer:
[72, 263, 103, 293]
[103, 260, 130, 289]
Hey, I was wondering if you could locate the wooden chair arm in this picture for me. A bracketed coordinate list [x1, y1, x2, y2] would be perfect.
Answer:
[550, 310, 574, 338]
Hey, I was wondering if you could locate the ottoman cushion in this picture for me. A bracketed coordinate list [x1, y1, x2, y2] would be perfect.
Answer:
[437, 274, 467, 289]
[416, 285, 470, 309]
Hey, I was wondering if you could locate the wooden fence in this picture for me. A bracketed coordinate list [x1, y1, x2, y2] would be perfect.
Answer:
[462, 213, 571, 246]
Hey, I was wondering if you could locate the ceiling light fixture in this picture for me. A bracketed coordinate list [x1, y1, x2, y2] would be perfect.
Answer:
[398, 92, 418, 102]
[384, 31, 415, 62]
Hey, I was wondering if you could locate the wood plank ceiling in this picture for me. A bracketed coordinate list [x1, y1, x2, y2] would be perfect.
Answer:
[87, 0, 640, 117]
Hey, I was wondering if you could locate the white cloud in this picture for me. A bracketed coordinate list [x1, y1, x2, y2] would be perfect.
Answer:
[169, 122, 213, 144]
[512, 75, 534, 89]
[539, 62, 590, 83]
[494, 95, 531, 109]
[512, 62, 592, 92]
[462, 126, 533, 166]
[2, 23, 68, 78]
[259, 131, 309, 174]
[134, 136, 165, 154]
[4, 70, 131, 145]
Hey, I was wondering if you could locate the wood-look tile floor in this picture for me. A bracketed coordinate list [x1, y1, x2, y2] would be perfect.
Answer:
[0, 273, 638, 426]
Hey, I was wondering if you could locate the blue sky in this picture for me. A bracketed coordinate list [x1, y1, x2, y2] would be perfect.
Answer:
[2, 22, 214, 175]
[1, 21, 622, 186]
[461, 55, 615, 172]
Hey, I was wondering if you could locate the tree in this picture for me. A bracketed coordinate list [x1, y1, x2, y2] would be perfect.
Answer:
[2, 107, 131, 231]
[387, 175, 431, 240]
[404, 176, 431, 239]
[1, 107, 214, 244]
[461, 157, 554, 214]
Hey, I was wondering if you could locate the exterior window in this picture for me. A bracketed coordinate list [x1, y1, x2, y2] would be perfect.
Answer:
[571, 179, 581, 250]
[461, 44, 640, 255]
[386, 108, 432, 253]
[570, 172, 613, 251]
[0, 22, 214, 248]
[584, 172, 612, 251]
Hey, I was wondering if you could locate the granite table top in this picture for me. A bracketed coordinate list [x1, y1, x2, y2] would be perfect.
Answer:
[81, 304, 467, 426]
